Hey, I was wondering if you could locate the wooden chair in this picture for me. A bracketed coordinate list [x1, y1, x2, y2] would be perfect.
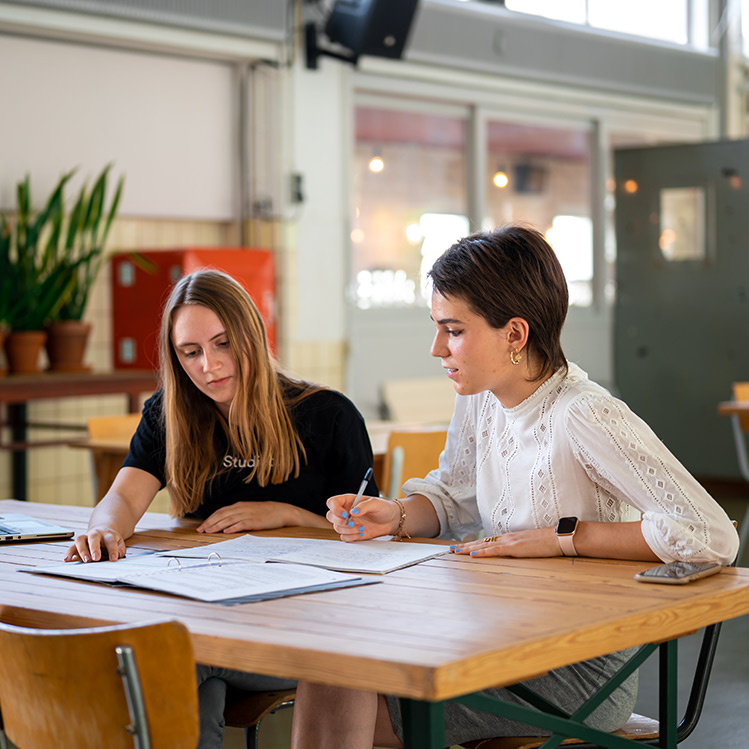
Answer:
[0, 618, 199, 749]
[380, 427, 448, 498]
[381, 376, 456, 424]
[86, 413, 142, 502]
[726, 382, 749, 556]
[224, 686, 296, 749]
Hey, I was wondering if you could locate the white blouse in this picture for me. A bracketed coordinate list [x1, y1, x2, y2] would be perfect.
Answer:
[402, 363, 738, 564]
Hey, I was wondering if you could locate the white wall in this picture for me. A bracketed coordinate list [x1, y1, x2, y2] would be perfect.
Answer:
[0, 34, 236, 219]
[290, 58, 350, 343]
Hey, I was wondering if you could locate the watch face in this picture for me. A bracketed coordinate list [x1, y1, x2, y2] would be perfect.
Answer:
[556, 516, 578, 535]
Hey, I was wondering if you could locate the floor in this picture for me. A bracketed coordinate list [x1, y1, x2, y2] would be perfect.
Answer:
[224, 497, 749, 749]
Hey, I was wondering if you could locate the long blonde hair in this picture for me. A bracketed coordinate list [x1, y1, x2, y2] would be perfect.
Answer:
[159, 269, 321, 515]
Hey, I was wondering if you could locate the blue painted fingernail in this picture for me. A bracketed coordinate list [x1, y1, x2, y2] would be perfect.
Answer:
[470, 551, 476, 556]
[351, 508, 360, 515]
[348, 520, 354, 527]
[359, 525, 364, 532]
[341, 510, 348, 519]
[449, 544, 456, 549]
[358, 532, 364, 537]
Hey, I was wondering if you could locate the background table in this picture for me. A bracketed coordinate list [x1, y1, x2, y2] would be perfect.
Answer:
[0, 371, 157, 500]
[2, 499, 749, 748]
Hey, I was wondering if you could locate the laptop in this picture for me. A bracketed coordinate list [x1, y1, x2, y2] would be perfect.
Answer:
[0, 513, 75, 543]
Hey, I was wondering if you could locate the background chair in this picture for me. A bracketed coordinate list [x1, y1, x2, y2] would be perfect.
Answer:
[726, 381, 749, 557]
[380, 376, 456, 424]
[0, 618, 199, 749]
[224, 686, 296, 749]
[381, 427, 448, 498]
[86, 413, 141, 502]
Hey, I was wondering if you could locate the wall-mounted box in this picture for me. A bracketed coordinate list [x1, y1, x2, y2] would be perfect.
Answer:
[111, 248, 276, 370]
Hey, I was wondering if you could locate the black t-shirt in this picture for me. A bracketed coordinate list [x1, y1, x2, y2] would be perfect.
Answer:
[123, 388, 378, 520]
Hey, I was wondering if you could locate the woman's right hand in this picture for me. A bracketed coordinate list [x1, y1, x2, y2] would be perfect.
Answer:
[64, 527, 128, 563]
[327, 494, 400, 542]
[62, 467, 160, 563]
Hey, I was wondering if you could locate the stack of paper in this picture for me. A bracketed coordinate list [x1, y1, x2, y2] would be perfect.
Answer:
[158, 534, 449, 574]
[26, 535, 448, 604]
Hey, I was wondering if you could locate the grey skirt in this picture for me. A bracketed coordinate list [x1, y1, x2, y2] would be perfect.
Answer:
[386, 648, 638, 747]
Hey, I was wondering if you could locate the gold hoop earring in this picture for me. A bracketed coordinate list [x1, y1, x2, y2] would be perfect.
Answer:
[510, 348, 523, 365]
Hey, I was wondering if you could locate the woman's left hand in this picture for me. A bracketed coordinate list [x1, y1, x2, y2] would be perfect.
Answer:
[197, 501, 297, 533]
[451, 527, 561, 558]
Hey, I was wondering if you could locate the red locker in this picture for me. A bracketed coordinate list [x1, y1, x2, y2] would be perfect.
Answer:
[111, 248, 276, 370]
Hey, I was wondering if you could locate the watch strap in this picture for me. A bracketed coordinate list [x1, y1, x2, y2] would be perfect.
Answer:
[556, 531, 578, 557]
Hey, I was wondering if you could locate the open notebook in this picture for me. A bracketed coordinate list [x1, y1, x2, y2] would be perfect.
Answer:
[0, 513, 74, 543]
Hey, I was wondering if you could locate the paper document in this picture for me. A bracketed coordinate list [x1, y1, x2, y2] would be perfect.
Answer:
[27, 553, 374, 604]
[158, 534, 449, 574]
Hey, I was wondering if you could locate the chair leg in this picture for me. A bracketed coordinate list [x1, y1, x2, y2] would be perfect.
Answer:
[245, 724, 260, 749]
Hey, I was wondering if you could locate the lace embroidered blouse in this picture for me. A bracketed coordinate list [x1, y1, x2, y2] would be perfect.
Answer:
[402, 363, 738, 564]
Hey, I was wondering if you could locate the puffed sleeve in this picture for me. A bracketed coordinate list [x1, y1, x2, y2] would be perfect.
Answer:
[401, 394, 484, 541]
[566, 391, 739, 564]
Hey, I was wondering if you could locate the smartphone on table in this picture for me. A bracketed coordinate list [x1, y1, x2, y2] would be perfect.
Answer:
[634, 560, 722, 584]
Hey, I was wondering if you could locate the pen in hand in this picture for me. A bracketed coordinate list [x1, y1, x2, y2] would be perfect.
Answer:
[351, 467, 374, 509]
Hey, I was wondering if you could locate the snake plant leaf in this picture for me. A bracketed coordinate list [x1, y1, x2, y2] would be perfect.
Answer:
[82, 164, 108, 242]
[99, 174, 124, 250]
[65, 183, 87, 252]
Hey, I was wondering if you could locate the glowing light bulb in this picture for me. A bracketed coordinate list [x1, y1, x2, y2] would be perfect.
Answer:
[493, 171, 509, 188]
[405, 223, 423, 244]
[369, 156, 384, 173]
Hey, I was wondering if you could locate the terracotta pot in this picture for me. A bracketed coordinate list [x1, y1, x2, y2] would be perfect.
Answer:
[0, 325, 7, 376]
[5, 330, 48, 374]
[45, 320, 93, 373]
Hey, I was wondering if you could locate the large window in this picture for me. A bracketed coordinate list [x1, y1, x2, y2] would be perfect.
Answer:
[351, 105, 596, 309]
[483, 119, 593, 306]
[498, 0, 704, 48]
[351, 106, 468, 309]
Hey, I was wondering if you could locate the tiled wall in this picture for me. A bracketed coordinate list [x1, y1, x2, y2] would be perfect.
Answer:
[1, 216, 347, 510]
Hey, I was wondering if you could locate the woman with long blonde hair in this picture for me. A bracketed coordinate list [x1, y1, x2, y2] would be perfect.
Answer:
[66, 269, 377, 748]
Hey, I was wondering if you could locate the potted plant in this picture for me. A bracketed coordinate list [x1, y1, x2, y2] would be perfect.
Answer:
[2, 173, 81, 374]
[0, 216, 11, 374]
[44, 165, 124, 372]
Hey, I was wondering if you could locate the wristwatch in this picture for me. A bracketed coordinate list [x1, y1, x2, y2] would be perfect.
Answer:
[555, 516, 579, 556]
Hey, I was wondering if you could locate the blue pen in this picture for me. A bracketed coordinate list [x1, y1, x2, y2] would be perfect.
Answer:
[351, 467, 374, 509]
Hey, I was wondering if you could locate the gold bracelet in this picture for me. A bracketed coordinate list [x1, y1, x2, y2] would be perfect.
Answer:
[391, 498, 411, 541]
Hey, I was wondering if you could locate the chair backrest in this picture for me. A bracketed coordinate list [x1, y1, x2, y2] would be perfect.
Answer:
[381, 428, 448, 498]
[86, 414, 142, 501]
[381, 377, 455, 423]
[88, 413, 142, 442]
[732, 382, 749, 433]
[0, 618, 199, 749]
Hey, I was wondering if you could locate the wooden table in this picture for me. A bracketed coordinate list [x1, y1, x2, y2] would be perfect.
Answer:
[717, 400, 749, 554]
[717, 401, 749, 418]
[0, 371, 157, 500]
[2, 500, 749, 748]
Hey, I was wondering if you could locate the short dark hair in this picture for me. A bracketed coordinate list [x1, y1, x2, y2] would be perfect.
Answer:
[428, 223, 569, 381]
